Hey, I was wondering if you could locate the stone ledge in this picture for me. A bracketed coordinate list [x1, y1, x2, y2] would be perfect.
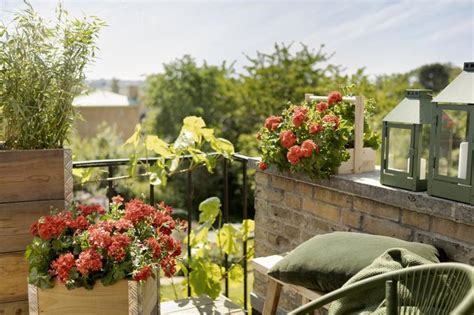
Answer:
[251, 161, 474, 226]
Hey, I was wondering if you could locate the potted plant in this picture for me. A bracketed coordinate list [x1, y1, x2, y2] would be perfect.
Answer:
[26, 197, 182, 315]
[256, 90, 379, 178]
[0, 2, 104, 312]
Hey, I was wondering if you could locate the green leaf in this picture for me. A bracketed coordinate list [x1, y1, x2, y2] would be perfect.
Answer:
[183, 116, 206, 129]
[189, 260, 221, 299]
[198, 197, 221, 224]
[145, 135, 172, 157]
[72, 168, 94, 184]
[218, 224, 241, 256]
[242, 219, 255, 241]
[210, 137, 235, 157]
[228, 264, 244, 282]
[173, 131, 196, 151]
[124, 124, 142, 148]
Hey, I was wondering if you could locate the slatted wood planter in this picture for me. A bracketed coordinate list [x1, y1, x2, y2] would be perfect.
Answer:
[0, 149, 72, 314]
[28, 276, 159, 315]
[305, 94, 376, 174]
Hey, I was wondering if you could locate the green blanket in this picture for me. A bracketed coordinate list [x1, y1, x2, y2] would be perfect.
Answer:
[328, 248, 438, 315]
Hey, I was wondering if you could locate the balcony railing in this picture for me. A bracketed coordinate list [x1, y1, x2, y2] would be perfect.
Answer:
[73, 153, 258, 310]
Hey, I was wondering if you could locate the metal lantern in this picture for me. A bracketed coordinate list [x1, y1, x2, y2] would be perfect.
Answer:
[380, 89, 433, 191]
[428, 62, 474, 204]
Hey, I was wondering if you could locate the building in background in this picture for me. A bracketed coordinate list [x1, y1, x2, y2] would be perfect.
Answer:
[73, 88, 141, 140]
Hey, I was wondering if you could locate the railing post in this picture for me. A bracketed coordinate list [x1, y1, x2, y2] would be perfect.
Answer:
[186, 170, 193, 297]
[242, 160, 248, 311]
[107, 166, 114, 202]
[223, 158, 230, 298]
[149, 183, 155, 206]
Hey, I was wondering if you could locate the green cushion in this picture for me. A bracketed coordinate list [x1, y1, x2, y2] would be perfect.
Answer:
[267, 232, 439, 292]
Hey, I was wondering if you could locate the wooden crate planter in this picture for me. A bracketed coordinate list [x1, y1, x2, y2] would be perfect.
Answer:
[0, 149, 72, 314]
[305, 94, 376, 174]
[28, 276, 159, 315]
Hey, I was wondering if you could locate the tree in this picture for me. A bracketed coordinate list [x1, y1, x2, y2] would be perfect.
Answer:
[239, 43, 339, 133]
[144, 55, 240, 144]
[418, 63, 450, 93]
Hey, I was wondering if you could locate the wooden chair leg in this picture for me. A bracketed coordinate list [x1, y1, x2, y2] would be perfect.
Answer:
[263, 279, 282, 315]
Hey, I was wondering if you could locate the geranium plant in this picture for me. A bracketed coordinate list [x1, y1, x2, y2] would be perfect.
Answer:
[26, 196, 183, 290]
[257, 91, 353, 178]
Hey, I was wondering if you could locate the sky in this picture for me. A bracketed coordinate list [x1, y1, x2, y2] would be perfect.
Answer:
[1, 0, 473, 81]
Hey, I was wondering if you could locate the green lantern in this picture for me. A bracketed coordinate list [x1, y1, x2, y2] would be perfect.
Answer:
[428, 62, 474, 204]
[380, 89, 433, 191]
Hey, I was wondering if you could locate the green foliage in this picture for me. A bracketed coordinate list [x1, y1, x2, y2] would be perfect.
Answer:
[181, 197, 254, 299]
[144, 56, 240, 143]
[258, 97, 351, 178]
[25, 199, 182, 290]
[418, 63, 450, 93]
[124, 116, 234, 186]
[0, 1, 105, 149]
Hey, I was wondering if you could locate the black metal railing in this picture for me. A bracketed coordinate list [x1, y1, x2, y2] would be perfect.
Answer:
[73, 153, 257, 310]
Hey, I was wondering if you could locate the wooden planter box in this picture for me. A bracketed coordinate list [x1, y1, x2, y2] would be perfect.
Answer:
[336, 147, 376, 175]
[0, 149, 72, 314]
[28, 276, 159, 315]
[305, 94, 376, 174]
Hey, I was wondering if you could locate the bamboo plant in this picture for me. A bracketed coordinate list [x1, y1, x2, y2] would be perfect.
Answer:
[0, 1, 104, 150]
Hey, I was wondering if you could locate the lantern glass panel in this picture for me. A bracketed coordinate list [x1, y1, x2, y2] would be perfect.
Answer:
[437, 109, 469, 179]
[387, 127, 411, 173]
[419, 125, 430, 180]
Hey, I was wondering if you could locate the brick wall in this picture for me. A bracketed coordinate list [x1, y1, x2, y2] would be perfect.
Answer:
[252, 168, 474, 313]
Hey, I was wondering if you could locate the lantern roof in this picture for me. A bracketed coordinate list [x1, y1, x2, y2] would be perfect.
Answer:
[383, 89, 432, 124]
[433, 62, 474, 104]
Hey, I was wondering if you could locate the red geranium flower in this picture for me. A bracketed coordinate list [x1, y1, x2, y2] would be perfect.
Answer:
[50, 253, 75, 283]
[146, 237, 162, 258]
[88, 224, 112, 249]
[258, 161, 267, 171]
[124, 199, 155, 224]
[287, 145, 301, 165]
[133, 265, 152, 282]
[77, 204, 105, 216]
[280, 131, 297, 148]
[264, 116, 282, 131]
[160, 256, 177, 278]
[76, 249, 103, 275]
[36, 213, 69, 240]
[323, 114, 340, 129]
[112, 195, 124, 206]
[114, 218, 133, 231]
[300, 140, 319, 158]
[328, 91, 343, 105]
[71, 215, 90, 230]
[107, 234, 130, 262]
[309, 123, 324, 135]
[316, 101, 329, 112]
[292, 106, 309, 127]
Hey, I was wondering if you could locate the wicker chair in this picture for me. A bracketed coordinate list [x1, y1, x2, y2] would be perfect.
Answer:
[289, 263, 474, 315]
